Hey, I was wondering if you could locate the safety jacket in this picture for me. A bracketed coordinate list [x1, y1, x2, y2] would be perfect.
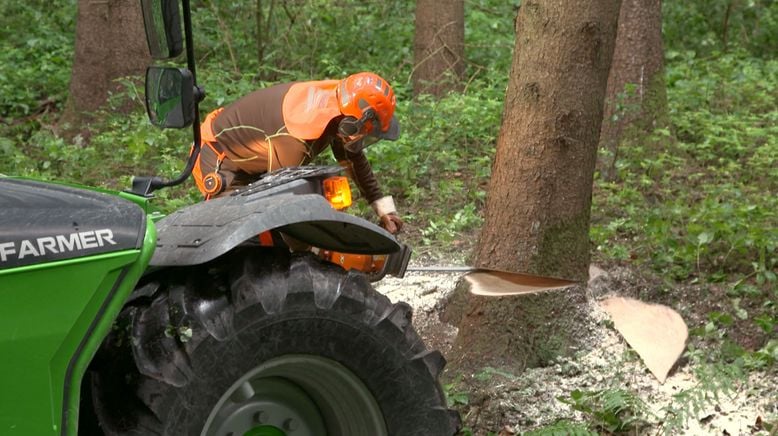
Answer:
[192, 81, 383, 203]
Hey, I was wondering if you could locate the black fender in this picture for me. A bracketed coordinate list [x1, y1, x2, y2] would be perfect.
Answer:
[150, 193, 399, 266]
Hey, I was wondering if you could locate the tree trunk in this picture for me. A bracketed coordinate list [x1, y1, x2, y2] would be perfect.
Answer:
[448, 0, 621, 372]
[61, 0, 149, 134]
[598, 0, 667, 181]
[412, 0, 465, 98]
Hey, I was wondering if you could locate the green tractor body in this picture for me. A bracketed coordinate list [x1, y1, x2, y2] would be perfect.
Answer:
[0, 180, 156, 435]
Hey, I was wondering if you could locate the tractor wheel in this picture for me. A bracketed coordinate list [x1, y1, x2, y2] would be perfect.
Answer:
[86, 248, 460, 436]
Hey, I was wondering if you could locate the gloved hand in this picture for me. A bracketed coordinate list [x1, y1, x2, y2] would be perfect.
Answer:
[371, 195, 402, 234]
[380, 212, 404, 234]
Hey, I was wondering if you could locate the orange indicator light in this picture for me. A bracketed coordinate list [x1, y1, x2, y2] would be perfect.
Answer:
[323, 176, 352, 210]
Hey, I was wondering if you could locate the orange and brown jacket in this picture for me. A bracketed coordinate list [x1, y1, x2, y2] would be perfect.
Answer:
[193, 80, 383, 202]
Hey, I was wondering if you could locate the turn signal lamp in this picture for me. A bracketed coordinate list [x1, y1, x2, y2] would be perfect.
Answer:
[323, 176, 352, 210]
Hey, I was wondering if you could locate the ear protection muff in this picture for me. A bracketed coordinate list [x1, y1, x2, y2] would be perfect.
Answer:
[338, 109, 378, 137]
[338, 116, 362, 137]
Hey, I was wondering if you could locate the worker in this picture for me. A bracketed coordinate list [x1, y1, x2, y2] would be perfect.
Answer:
[192, 71, 403, 234]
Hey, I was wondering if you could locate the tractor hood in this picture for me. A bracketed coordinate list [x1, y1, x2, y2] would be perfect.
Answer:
[0, 178, 146, 270]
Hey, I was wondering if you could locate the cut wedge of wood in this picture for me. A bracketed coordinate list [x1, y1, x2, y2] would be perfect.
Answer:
[600, 297, 688, 383]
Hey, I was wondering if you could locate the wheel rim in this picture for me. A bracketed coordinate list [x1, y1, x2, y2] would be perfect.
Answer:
[201, 355, 387, 436]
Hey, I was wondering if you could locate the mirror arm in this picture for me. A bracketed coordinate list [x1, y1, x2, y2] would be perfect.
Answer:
[183, 0, 201, 172]
[130, 0, 203, 197]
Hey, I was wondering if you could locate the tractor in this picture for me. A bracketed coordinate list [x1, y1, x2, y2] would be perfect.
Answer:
[0, 0, 460, 434]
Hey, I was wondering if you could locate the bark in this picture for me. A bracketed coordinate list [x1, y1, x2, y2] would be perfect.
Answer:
[412, 0, 465, 98]
[448, 0, 621, 372]
[61, 0, 149, 134]
[598, 0, 667, 181]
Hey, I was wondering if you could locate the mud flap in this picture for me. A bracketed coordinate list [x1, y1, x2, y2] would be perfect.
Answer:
[370, 242, 412, 281]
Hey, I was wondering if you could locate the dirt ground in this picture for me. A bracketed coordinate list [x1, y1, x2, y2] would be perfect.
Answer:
[375, 264, 777, 435]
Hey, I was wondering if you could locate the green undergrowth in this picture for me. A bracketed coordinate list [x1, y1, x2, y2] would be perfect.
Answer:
[0, 1, 74, 120]
[577, 50, 777, 436]
[590, 50, 776, 297]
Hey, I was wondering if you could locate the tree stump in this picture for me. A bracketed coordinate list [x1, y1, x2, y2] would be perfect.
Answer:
[442, 278, 594, 373]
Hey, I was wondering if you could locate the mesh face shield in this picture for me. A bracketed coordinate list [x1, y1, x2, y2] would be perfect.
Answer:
[338, 108, 398, 153]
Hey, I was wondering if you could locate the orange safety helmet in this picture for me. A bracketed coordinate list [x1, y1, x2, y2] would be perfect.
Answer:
[336, 72, 399, 141]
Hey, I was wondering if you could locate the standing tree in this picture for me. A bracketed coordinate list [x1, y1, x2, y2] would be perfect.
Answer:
[598, 0, 667, 181]
[447, 0, 621, 371]
[412, 0, 465, 98]
[61, 0, 149, 132]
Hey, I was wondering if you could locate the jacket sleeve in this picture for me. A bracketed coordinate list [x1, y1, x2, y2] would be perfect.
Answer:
[331, 140, 384, 205]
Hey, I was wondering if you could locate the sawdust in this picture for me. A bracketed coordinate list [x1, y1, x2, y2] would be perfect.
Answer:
[376, 265, 778, 435]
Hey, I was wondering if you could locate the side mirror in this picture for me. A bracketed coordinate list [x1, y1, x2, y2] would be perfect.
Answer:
[145, 66, 194, 128]
[140, 0, 183, 59]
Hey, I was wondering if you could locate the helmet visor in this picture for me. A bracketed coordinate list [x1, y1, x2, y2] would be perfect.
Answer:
[369, 115, 400, 141]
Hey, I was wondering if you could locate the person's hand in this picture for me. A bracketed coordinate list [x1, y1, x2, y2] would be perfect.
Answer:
[380, 213, 404, 234]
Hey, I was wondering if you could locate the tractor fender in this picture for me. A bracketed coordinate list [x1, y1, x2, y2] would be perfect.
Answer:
[150, 193, 399, 266]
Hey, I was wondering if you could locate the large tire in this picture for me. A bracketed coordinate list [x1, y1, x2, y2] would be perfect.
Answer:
[86, 247, 460, 436]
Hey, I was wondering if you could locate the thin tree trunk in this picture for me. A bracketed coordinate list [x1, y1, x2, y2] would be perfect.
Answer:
[209, 0, 240, 75]
[598, 0, 667, 181]
[256, 0, 277, 80]
[722, 0, 737, 51]
[257, 0, 263, 64]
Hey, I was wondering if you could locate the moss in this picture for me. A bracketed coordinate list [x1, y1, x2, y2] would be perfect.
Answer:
[530, 212, 592, 282]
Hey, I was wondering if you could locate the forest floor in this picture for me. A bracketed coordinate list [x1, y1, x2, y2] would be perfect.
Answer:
[376, 261, 777, 435]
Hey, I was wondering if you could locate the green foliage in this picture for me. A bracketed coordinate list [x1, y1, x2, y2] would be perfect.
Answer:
[591, 52, 778, 287]
[463, 0, 519, 92]
[592, 49, 776, 434]
[689, 304, 777, 370]
[663, 0, 777, 57]
[557, 389, 652, 434]
[658, 361, 744, 433]
[367, 92, 500, 251]
[0, 1, 75, 118]
[524, 420, 596, 436]
[443, 375, 470, 408]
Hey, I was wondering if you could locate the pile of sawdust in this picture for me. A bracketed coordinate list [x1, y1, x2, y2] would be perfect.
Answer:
[376, 266, 777, 435]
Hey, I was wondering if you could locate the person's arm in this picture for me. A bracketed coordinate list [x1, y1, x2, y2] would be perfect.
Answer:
[332, 140, 403, 234]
